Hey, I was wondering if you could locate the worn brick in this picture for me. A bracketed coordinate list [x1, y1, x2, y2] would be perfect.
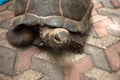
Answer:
[83, 68, 110, 80]
[94, 2, 103, 9]
[82, 75, 96, 80]
[107, 24, 120, 37]
[105, 41, 120, 71]
[0, 28, 7, 41]
[91, 9, 97, 16]
[31, 49, 88, 80]
[105, 73, 120, 80]
[40, 75, 51, 80]
[96, 0, 114, 8]
[0, 32, 6, 41]
[0, 19, 13, 29]
[0, 10, 14, 22]
[84, 44, 111, 72]
[0, 46, 17, 76]
[0, 1, 14, 11]
[110, 0, 120, 8]
[98, 7, 120, 25]
[14, 69, 43, 80]
[93, 18, 113, 38]
[65, 56, 93, 80]
[15, 46, 40, 74]
[85, 35, 120, 49]
[91, 15, 108, 23]
[32, 55, 64, 80]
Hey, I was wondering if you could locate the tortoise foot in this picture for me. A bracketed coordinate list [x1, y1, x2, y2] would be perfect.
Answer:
[7, 24, 35, 47]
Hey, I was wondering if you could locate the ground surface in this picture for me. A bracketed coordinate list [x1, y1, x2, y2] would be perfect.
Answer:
[0, 0, 120, 80]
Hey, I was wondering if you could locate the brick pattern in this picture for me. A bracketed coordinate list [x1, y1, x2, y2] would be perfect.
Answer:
[0, 1, 14, 11]
[110, 0, 120, 8]
[15, 46, 40, 74]
[0, 0, 120, 80]
[105, 41, 120, 71]
[95, 0, 120, 8]
[65, 56, 93, 80]
[0, 10, 14, 23]
[89, 0, 120, 73]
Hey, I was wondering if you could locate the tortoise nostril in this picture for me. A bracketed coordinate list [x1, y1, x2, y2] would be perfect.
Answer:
[54, 34, 61, 42]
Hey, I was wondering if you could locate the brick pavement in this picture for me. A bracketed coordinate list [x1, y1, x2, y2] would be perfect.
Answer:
[0, 0, 120, 80]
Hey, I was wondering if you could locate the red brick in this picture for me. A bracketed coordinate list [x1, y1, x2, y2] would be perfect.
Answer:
[91, 8, 97, 16]
[0, 11, 14, 22]
[94, 2, 103, 9]
[65, 56, 93, 80]
[0, 1, 14, 11]
[93, 18, 113, 38]
[0, 29, 7, 41]
[110, 0, 120, 8]
[0, 32, 6, 41]
[15, 46, 40, 74]
[105, 41, 120, 71]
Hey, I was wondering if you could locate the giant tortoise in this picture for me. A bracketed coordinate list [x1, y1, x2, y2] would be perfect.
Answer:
[7, 0, 93, 49]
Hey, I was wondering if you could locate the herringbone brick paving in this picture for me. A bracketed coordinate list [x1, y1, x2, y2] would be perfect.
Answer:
[0, 0, 120, 80]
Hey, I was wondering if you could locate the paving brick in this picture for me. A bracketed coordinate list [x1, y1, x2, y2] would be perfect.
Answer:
[91, 9, 97, 16]
[0, 28, 7, 41]
[83, 68, 110, 80]
[0, 39, 17, 51]
[0, 69, 45, 80]
[0, 73, 13, 80]
[105, 73, 120, 80]
[82, 76, 96, 80]
[39, 75, 51, 80]
[0, 18, 13, 29]
[32, 55, 64, 80]
[94, 2, 103, 9]
[95, 0, 114, 8]
[85, 35, 120, 49]
[0, 46, 17, 76]
[93, 0, 98, 4]
[31, 49, 87, 80]
[31, 50, 69, 80]
[98, 8, 120, 25]
[86, 26, 98, 38]
[0, 35, 43, 76]
[0, 32, 6, 41]
[107, 24, 120, 37]
[0, 10, 14, 22]
[14, 69, 44, 80]
[93, 18, 113, 38]
[110, 0, 120, 8]
[65, 56, 93, 80]
[91, 15, 108, 23]
[84, 44, 111, 72]
[105, 41, 120, 72]
[0, 1, 14, 11]
[15, 46, 40, 74]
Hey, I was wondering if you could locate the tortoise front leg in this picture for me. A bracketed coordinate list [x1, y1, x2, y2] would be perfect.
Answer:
[39, 27, 70, 49]
[7, 14, 38, 47]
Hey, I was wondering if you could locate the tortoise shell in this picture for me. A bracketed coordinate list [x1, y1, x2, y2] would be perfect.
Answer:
[13, 0, 93, 33]
[7, 0, 93, 48]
